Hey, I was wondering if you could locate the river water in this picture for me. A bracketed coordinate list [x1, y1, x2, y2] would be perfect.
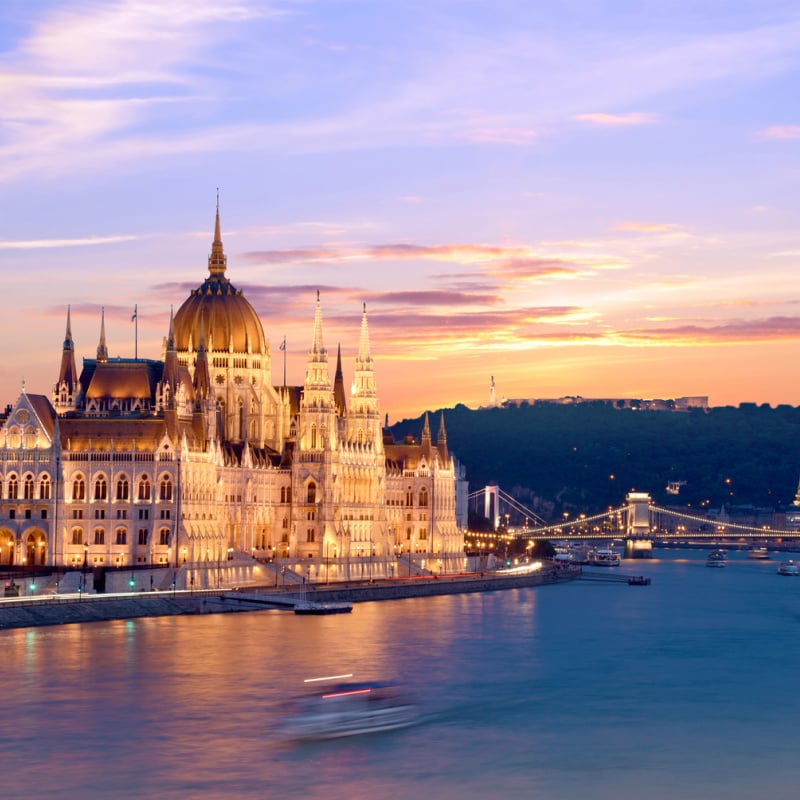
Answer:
[4, 549, 800, 800]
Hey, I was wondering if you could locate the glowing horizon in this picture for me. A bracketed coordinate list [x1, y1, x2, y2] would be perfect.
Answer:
[1, 1, 799, 421]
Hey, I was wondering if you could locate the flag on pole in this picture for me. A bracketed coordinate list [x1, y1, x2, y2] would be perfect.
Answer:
[279, 336, 286, 351]
[131, 305, 137, 322]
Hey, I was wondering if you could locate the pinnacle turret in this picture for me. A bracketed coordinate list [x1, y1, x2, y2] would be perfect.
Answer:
[96, 307, 108, 364]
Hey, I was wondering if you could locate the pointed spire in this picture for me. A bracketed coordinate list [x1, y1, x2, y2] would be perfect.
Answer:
[162, 306, 179, 399]
[54, 305, 79, 407]
[208, 189, 227, 277]
[310, 290, 325, 356]
[64, 305, 73, 349]
[357, 301, 372, 363]
[193, 312, 211, 402]
[334, 343, 347, 414]
[437, 410, 449, 464]
[421, 411, 432, 446]
[96, 307, 108, 363]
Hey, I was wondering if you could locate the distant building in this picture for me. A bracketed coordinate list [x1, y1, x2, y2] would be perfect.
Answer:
[499, 395, 710, 412]
[786, 478, 800, 531]
[0, 206, 466, 582]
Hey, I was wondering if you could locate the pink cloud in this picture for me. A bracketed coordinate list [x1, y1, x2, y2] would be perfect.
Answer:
[573, 112, 657, 127]
[621, 316, 800, 344]
[614, 221, 687, 233]
[758, 125, 800, 140]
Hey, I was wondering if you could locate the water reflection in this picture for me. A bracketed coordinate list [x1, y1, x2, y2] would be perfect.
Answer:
[3, 561, 800, 799]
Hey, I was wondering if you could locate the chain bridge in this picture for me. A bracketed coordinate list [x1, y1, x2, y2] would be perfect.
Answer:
[470, 485, 800, 555]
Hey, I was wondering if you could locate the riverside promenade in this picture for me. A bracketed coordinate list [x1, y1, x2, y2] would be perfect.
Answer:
[0, 564, 580, 630]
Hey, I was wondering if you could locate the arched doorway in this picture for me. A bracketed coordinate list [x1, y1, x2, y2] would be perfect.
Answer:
[0, 531, 14, 565]
[25, 530, 47, 566]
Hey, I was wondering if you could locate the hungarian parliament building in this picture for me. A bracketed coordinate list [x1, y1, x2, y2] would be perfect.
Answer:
[0, 207, 468, 587]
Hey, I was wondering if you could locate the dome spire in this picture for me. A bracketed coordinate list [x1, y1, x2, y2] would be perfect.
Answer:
[208, 189, 227, 278]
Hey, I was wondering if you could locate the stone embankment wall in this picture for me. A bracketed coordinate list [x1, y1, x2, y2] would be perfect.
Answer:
[0, 566, 580, 630]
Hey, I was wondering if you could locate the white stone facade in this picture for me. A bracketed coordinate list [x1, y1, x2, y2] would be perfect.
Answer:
[0, 210, 466, 583]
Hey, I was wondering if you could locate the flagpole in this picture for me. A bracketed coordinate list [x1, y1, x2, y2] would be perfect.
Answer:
[132, 304, 138, 360]
[282, 336, 286, 387]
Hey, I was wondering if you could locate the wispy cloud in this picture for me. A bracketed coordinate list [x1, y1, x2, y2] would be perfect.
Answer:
[757, 124, 800, 140]
[615, 222, 687, 233]
[572, 112, 657, 127]
[0, 235, 138, 250]
[620, 316, 800, 345]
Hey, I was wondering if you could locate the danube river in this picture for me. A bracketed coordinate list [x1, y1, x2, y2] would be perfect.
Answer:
[4, 549, 800, 800]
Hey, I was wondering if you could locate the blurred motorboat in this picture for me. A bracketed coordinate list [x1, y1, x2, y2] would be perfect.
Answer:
[706, 549, 727, 568]
[282, 680, 420, 740]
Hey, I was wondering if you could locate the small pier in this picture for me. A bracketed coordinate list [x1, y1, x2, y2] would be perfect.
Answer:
[580, 571, 651, 586]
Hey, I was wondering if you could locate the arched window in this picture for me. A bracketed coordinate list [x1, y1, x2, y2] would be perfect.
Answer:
[159, 477, 172, 501]
[311, 425, 317, 449]
[8, 475, 19, 499]
[73, 476, 85, 501]
[39, 475, 51, 500]
[138, 476, 151, 501]
[115, 528, 127, 545]
[307, 482, 316, 504]
[94, 528, 105, 545]
[419, 488, 429, 507]
[159, 528, 170, 545]
[71, 527, 83, 545]
[307, 529, 315, 543]
[23, 474, 35, 500]
[94, 477, 107, 501]
[116, 477, 129, 501]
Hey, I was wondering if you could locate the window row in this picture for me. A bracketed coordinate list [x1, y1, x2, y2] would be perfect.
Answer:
[0, 474, 51, 500]
[70, 527, 171, 546]
[70, 475, 173, 502]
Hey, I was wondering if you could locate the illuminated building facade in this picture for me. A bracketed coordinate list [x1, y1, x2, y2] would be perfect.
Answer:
[0, 207, 466, 584]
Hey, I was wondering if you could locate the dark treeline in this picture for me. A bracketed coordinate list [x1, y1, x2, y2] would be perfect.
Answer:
[389, 402, 800, 521]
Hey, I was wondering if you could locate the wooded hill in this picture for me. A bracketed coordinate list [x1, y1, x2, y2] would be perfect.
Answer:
[389, 402, 800, 521]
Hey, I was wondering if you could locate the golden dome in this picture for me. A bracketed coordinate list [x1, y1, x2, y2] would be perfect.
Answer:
[173, 207, 266, 355]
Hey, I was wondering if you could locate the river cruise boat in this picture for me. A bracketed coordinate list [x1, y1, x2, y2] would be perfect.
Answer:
[282, 681, 420, 740]
[777, 560, 800, 576]
[747, 546, 770, 560]
[706, 549, 727, 568]
[588, 548, 621, 566]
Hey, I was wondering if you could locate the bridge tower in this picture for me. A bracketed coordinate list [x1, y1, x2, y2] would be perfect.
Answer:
[483, 485, 500, 530]
[625, 491, 653, 558]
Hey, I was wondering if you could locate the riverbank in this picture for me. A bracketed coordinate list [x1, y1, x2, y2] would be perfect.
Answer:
[0, 565, 580, 630]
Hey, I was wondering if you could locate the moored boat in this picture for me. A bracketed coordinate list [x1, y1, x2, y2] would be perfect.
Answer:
[777, 560, 800, 576]
[294, 601, 353, 615]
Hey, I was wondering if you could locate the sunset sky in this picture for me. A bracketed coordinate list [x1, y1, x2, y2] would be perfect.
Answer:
[1, 0, 799, 422]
